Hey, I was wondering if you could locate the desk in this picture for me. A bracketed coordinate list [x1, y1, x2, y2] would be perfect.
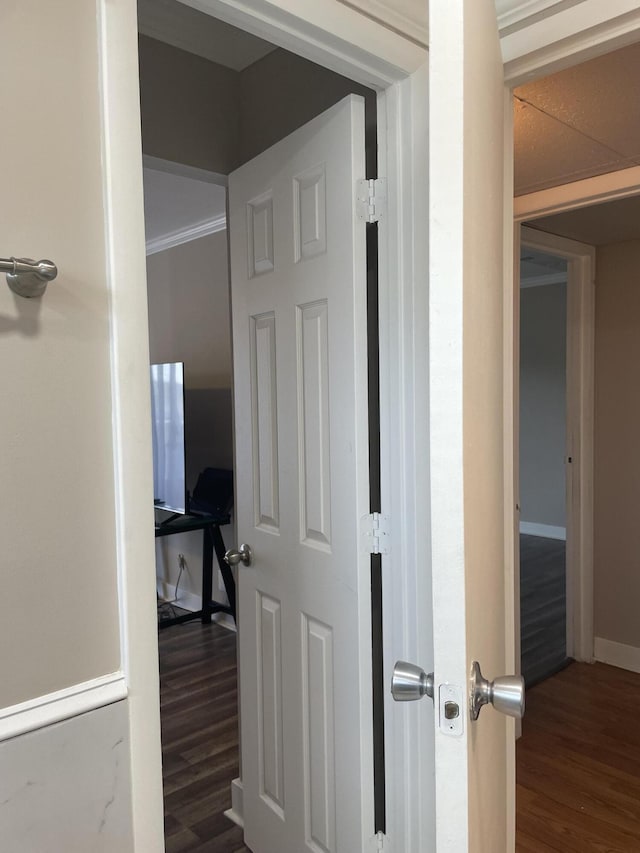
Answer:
[155, 513, 236, 629]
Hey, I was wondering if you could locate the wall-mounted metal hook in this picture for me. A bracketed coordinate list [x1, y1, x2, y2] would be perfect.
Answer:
[1, 257, 57, 298]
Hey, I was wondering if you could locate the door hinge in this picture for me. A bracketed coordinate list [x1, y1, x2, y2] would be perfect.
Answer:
[362, 512, 390, 555]
[357, 178, 387, 223]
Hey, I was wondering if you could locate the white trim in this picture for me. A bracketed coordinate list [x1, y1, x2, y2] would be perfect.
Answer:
[519, 521, 566, 540]
[515, 165, 640, 222]
[520, 226, 595, 664]
[224, 777, 245, 827]
[177, 0, 424, 87]
[503, 94, 519, 845]
[337, 0, 428, 47]
[378, 65, 434, 853]
[98, 2, 165, 850]
[594, 637, 640, 673]
[145, 213, 227, 255]
[497, 0, 569, 33]
[520, 271, 566, 288]
[213, 612, 238, 632]
[157, 582, 201, 612]
[0, 672, 127, 744]
[143, 154, 228, 187]
[156, 584, 237, 630]
[103, 2, 430, 850]
[503, 2, 640, 85]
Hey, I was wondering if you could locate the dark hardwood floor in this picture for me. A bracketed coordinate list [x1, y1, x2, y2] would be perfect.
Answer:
[517, 661, 640, 852]
[159, 621, 251, 853]
[161, 623, 640, 852]
[520, 534, 570, 686]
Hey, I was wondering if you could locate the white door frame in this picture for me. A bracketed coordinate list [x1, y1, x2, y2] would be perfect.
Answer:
[503, 14, 640, 691]
[97, 1, 431, 850]
[516, 224, 596, 665]
[501, 8, 640, 826]
[514, 162, 640, 673]
[97, 1, 640, 848]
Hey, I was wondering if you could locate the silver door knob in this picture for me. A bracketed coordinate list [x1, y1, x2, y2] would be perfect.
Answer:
[391, 661, 434, 702]
[224, 544, 253, 567]
[470, 661, 525, 721]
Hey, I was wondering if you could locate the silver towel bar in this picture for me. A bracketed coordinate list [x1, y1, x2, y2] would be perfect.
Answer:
[1, 257, 57, 298]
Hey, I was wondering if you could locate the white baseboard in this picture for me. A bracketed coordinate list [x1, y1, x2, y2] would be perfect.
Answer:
[213, 612, 237, 632]
[520, 521, 566, 541]
[224, 777, 244, 827]
[0, 671, 127, 743]
[157, 580, 200, 612]
[157, 582, 235, 631]
[594, 637, 640, 674]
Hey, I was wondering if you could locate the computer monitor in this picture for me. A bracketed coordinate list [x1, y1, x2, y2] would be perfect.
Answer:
[150, 362, 187, 515]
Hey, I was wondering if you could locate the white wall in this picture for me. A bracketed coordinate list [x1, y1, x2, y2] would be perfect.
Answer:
[139, 35, 240, 174]
[519, 281, 567, 533]
[0, 701, 133, 853]
[146, 231, 234, 608]
[594, 240, 640, 651]
[2, 0, 123, 710]
[1, 1, 153, 847]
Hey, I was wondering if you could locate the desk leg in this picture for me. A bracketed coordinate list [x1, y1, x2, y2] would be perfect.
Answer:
[201, 526, 214, 623]
[212, 525, 236, 622]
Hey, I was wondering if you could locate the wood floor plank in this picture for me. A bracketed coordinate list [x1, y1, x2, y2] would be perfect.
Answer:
[161, 625, 640, 852]
[517, 661, 640, 852]
[159, 622, 251, 853]
[520, 534, 570, 685]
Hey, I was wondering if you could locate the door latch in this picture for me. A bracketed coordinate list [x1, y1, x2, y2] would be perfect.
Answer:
[391, 661, 464, 736]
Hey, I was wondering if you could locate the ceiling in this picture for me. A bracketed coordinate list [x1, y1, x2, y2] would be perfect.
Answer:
[137, 0, 576, 71]
[520, 246, 567, 283]
[514, 40, 640, 196]
[526, 194, 640, 246]
[137, 0, 276, 70]
[143, 167, 227, 255]
[137, 0, 640, 247]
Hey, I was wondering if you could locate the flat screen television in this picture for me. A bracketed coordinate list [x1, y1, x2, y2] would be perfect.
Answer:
[150, 362, 187, 515]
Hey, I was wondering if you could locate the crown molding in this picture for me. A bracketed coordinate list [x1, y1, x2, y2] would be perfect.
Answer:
[146, 213, 227, 256]
[337, 0, 427, 48]
[502, 0, 640, 83]
[497, 0, 572, 34]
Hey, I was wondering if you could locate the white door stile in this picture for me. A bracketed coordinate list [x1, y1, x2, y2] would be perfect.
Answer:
[377, 63, 435, 853]
[97, 2, 165, 850]
[430, 1, 512, 851]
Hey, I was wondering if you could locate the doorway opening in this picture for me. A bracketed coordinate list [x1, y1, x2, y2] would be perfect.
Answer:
[137, 4, 382, 850]
[518, 245, 569, 688]
[513, 37, 640, 849]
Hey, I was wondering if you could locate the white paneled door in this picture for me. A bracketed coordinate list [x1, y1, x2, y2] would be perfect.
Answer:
[229, 95, 373, 853]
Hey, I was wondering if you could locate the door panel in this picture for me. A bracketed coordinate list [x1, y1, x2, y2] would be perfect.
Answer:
[429, 2, 513, 851]
[229, 95, 372, 853]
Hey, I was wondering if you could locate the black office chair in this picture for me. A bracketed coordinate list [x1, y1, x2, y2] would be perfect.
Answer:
[189, 467, 234, 522]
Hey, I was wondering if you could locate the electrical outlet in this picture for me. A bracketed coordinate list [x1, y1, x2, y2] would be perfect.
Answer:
[178, 553, 186, 569]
